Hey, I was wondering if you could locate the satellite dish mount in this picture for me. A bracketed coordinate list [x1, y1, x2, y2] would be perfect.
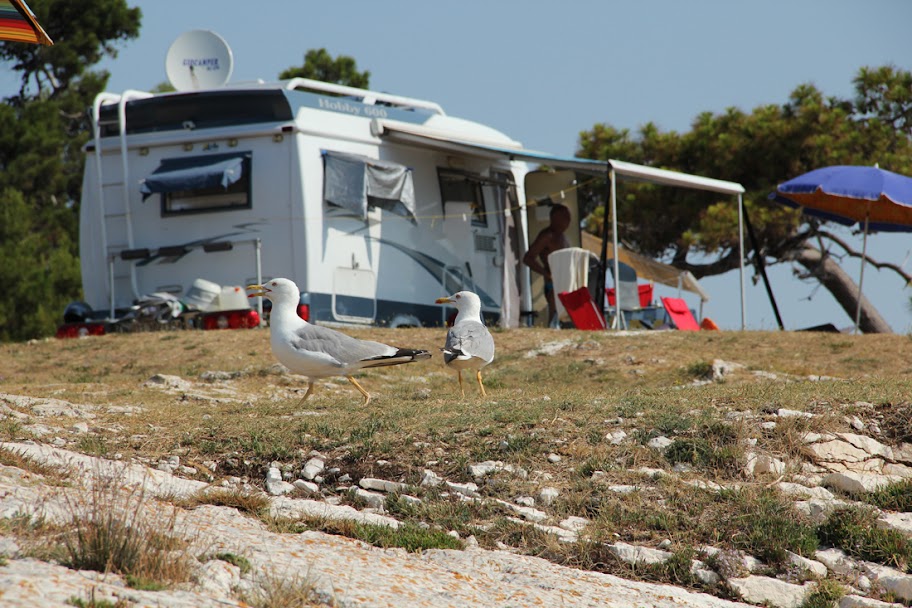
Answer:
[165, 30, 234, 91]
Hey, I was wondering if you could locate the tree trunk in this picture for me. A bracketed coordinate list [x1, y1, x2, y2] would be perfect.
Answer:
[793, 242, 893, 334]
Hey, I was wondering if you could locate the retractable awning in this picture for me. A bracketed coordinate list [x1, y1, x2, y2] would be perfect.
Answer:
[372, 119, 606, 174]
[371, 119, 744, 194]
[140, 152, 249, 200]
[372, 118, 748, 328]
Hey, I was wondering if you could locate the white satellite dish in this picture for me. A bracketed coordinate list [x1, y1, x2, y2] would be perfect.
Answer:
[165, 30, 234, 92]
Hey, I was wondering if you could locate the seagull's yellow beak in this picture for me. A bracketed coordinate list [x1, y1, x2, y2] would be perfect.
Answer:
[247, 284, 268, 298]
[435, 296, 454, 304]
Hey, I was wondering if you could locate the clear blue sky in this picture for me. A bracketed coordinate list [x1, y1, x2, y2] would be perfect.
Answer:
[10, 0, 912, 331]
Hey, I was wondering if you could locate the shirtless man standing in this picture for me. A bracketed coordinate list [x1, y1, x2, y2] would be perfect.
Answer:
[522, 203, 572, 326]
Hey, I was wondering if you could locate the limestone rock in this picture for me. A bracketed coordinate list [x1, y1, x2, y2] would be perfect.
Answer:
[836, 433, 893, 460]
[776, 482, 834, 501]
[359, 477, 408, 493]
[804, 440, 871, 464]
[728, 576, 815, 608]
[648, 436, 674, 451]
[823, 472, 898, 494]
[787, 552, 828, 578]
[610, 541, 674, 566]
[815, 547, 858, 576]
[744, 452, 786, 477]
[537, 487, 559, 506]
[352, 487, 386, 510]
[878, 512, 912, 536]
[301, 457, 325, 480]
[864, 563, 912, 602]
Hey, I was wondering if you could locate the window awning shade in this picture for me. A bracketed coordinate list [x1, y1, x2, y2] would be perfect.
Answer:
[139, 152, 249, 201]
[323, 151, 416, 223]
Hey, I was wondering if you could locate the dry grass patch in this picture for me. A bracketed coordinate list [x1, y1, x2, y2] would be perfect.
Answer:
[179, 487, 271, 517]
[240, 568, 325, 608]
[47, 469, 199, 590]
[0, 446, 70, 484]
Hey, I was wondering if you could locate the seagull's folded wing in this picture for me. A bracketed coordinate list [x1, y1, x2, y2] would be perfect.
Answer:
[289, 324, 396, 365]
[445, 321, 494, 363]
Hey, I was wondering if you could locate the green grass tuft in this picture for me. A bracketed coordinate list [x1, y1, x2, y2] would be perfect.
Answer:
[818, 506, 912, 569]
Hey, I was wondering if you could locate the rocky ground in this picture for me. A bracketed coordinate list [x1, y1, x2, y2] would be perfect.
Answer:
[1, 332, 912, 607]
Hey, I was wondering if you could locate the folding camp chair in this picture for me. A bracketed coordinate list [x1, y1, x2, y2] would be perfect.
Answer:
[606, 259, 641, 329]
[607, 284, 654, 308]
[660, 297, 700, 331]
[557, 287, 606, 330]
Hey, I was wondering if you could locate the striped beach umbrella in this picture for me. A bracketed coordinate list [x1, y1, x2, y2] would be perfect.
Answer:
[0, 0, 52, 46]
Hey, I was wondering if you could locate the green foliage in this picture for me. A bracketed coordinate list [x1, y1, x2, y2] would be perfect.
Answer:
[859, 479, 912, 512]
[645, 547, 698, 587]
[664, 437, 740, 473]
[0, 188, 81, 341]
[800, 578, 845, 608]
[684, 360, 714, 380]
[67, 594, 129, 608]
[703, 488, 818, 565]
[818, 506, 912, 569]
[576, 66, 912, 282]
[212, 551, 252, 574]
[270, 515, 462, 553]
[279, 48, 370, 89]
[0, 0, 141, 341]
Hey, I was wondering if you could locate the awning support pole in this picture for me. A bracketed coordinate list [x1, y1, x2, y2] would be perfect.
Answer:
[596, 168, 611, 320]
[854, 205, 870, 334]
[738, 193, 746, 330]
[108, 255, 115, 320]
[611, 169, 622, 329]
[254, 238, 264, 326]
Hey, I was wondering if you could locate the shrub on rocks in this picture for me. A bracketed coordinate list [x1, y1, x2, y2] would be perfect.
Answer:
[818, 506, 912, 569]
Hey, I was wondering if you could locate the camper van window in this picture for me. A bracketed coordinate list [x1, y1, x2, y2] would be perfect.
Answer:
[438, 169, 487, 227]
[157, 156, 252, 216]
[322, 151, 417, 223]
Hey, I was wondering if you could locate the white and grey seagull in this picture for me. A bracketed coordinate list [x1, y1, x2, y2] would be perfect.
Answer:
[435, 291, 495, 398]
[248, 278, 430, 406]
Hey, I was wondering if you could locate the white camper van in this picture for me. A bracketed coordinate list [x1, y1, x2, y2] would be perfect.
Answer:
[79, 76, 602, 329]
[77, 35, 744, 334]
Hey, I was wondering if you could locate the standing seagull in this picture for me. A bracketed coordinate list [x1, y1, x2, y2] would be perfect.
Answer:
[435, 291, 495, 397]
[248, 278, 430, 406]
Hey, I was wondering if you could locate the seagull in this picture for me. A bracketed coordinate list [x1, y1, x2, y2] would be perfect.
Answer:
[247, 278, 430, 406]
[435, 291, 495, 397]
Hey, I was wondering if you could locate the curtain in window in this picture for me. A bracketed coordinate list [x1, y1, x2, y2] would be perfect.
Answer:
[323, 151, 416, 224]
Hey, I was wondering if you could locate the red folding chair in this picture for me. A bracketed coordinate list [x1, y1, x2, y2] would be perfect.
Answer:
[660, 297, 700, 331]
[606, 284, 654, 308]
[558, 287, 606, 330]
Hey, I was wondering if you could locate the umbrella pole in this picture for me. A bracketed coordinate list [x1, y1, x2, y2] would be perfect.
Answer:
[854, 206, 870, 334]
